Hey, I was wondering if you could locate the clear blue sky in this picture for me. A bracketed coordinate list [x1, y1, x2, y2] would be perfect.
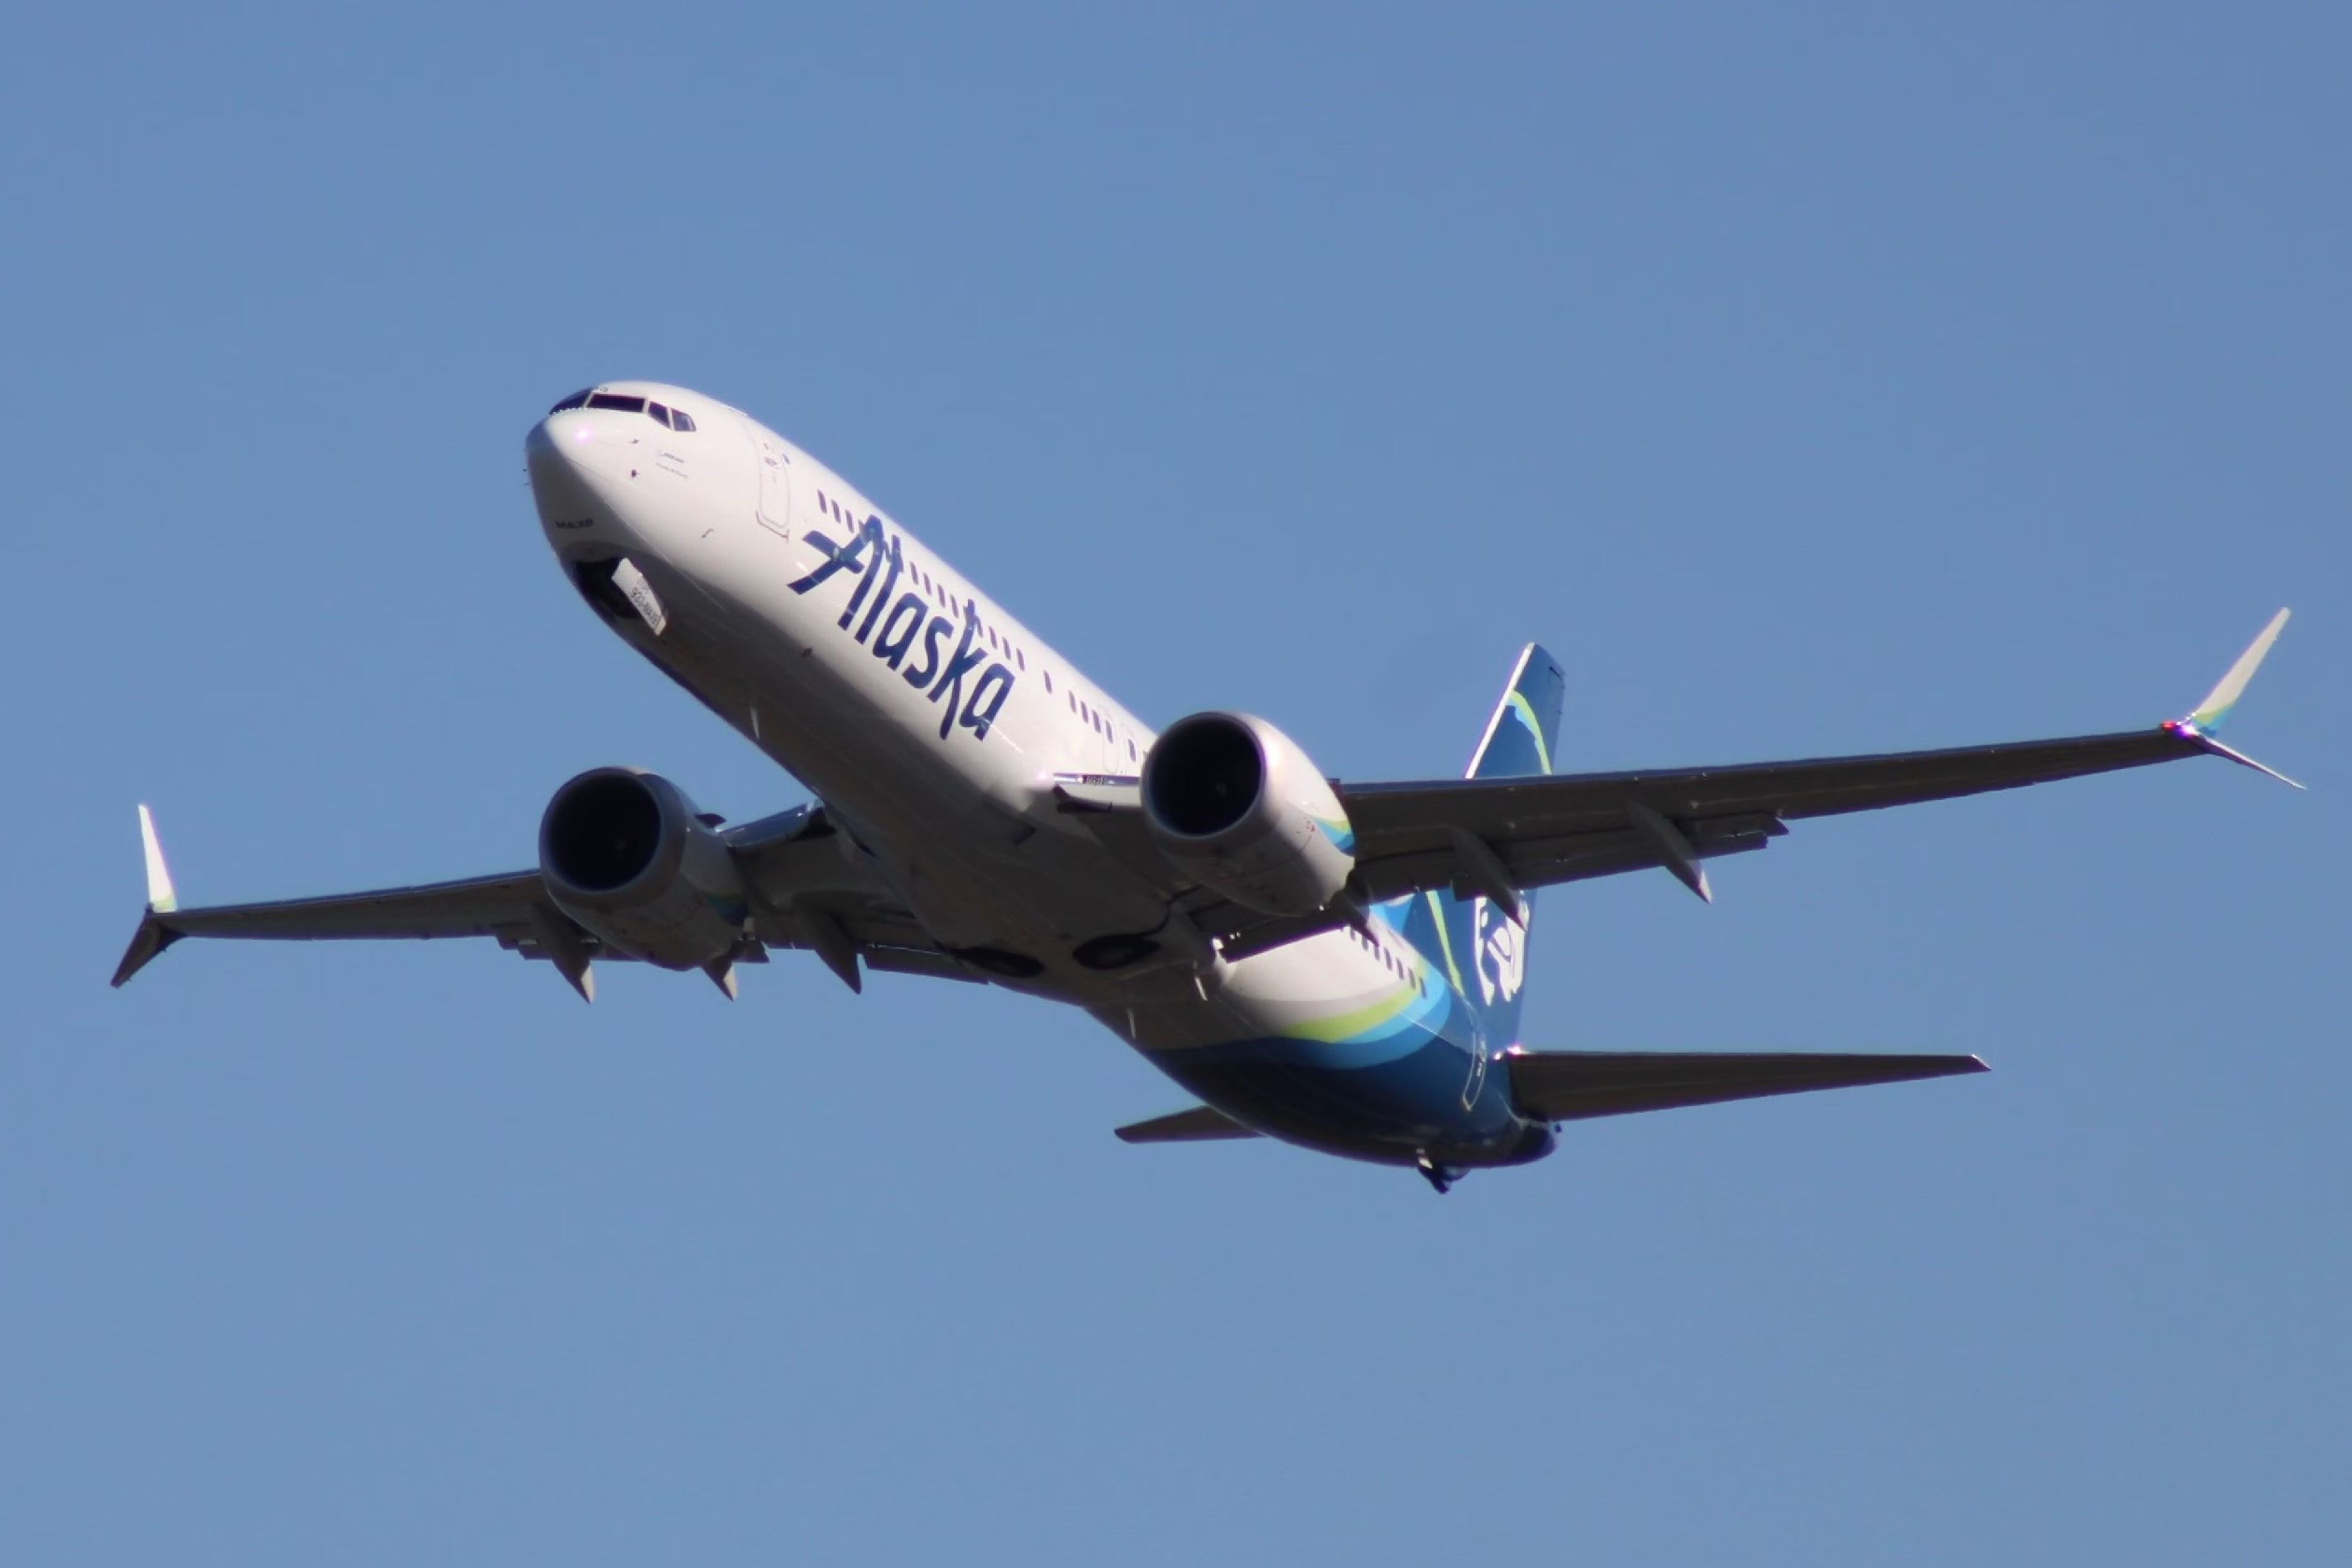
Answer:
[2, 4, 2344, 1562]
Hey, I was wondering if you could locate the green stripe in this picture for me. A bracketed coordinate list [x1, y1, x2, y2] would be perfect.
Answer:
[1504, 690, 1553, 774]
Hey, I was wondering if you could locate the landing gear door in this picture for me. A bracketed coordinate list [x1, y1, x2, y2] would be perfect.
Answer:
[750, 427, 792, 538]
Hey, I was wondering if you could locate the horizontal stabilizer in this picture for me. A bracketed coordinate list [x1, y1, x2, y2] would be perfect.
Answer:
[1507, 1049, 1986, 1123]
[1114, 1105, 1261, 1144]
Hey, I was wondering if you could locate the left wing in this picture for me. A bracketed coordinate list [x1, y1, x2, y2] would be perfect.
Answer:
[110, 803, 976, 996]
[110, 863, 550, 987]
[1062, 611, 2296, 957]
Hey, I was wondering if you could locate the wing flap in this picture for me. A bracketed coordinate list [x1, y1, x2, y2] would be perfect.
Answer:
[1508, 1049, 1987, 1122]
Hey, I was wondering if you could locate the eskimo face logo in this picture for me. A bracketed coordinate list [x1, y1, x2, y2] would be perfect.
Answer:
[1473, 897, 1525, 1006]
[788, 516, 1017, 742]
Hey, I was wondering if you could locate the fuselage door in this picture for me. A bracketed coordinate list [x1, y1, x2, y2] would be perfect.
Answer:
[1462, 1037, 1490, 1111]
[752, 430, 792, 538]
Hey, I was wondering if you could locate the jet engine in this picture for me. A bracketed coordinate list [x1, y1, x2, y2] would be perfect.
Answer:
[538, 768, 749, 970]
[1139, 713, 1356, 917]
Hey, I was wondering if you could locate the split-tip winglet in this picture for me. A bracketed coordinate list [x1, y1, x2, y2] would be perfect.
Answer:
[137, 804, 178, 914]
[112, 805, 184, 988]
[2164, 608, 2303, 789]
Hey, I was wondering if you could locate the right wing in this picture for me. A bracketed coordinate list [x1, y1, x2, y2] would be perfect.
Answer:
[1059, 610, 2296, 958]
[1332, 609, 2297, 914]
[110, 802, 971, 997]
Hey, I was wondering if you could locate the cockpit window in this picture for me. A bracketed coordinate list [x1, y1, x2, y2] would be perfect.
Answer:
[559, 389, 696, 430]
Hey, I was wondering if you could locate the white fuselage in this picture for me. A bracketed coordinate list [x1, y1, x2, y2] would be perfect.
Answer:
[526, 381, 1517, 1165]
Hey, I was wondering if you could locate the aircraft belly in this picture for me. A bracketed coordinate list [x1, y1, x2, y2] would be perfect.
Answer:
[1104, 938, 1540, 1167]
[630, 545, 1174, 958]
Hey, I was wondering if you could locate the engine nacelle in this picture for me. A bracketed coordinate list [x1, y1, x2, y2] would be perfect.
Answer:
[1140, 713, 1356, 917]
[538, 768, 748, 971]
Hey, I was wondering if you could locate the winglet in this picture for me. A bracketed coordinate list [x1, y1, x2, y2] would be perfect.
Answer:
[2186, 608, 2291, 733]
[2164, 609, 2302, 789]
[111, 912, 179, 988]
[138, 804, 178, 914]
[112, 806, 185, 989]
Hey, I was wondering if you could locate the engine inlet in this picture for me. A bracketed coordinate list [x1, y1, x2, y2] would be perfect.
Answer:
[543, 771, 664, 891]
[1143, 715, 1264, 838]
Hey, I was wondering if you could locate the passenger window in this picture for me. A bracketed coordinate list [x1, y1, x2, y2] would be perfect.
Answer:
[549, 389, 593, 414]
[587, 392, 646, 414]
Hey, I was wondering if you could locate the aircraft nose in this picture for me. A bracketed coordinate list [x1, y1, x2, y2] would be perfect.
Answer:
[528, 411, 609, 478]
[526, 413, 616, 532]
[525, 414, 566, 476]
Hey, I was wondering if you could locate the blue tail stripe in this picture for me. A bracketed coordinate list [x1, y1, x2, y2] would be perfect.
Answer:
[1399, 644, 1564, 1052]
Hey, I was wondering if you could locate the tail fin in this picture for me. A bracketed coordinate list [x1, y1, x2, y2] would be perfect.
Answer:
[1399, 645, 1565, 1050]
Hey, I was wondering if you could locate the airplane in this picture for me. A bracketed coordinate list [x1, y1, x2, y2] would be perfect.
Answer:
[111, 381, 2299, 1192]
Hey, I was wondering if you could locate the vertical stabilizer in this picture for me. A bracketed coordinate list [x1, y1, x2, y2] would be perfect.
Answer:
[1397, 645, 1565, 1049]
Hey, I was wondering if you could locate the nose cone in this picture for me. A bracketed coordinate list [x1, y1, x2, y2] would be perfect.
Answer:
[527, 410, 623, 484]
[526, 413, 624, 540]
